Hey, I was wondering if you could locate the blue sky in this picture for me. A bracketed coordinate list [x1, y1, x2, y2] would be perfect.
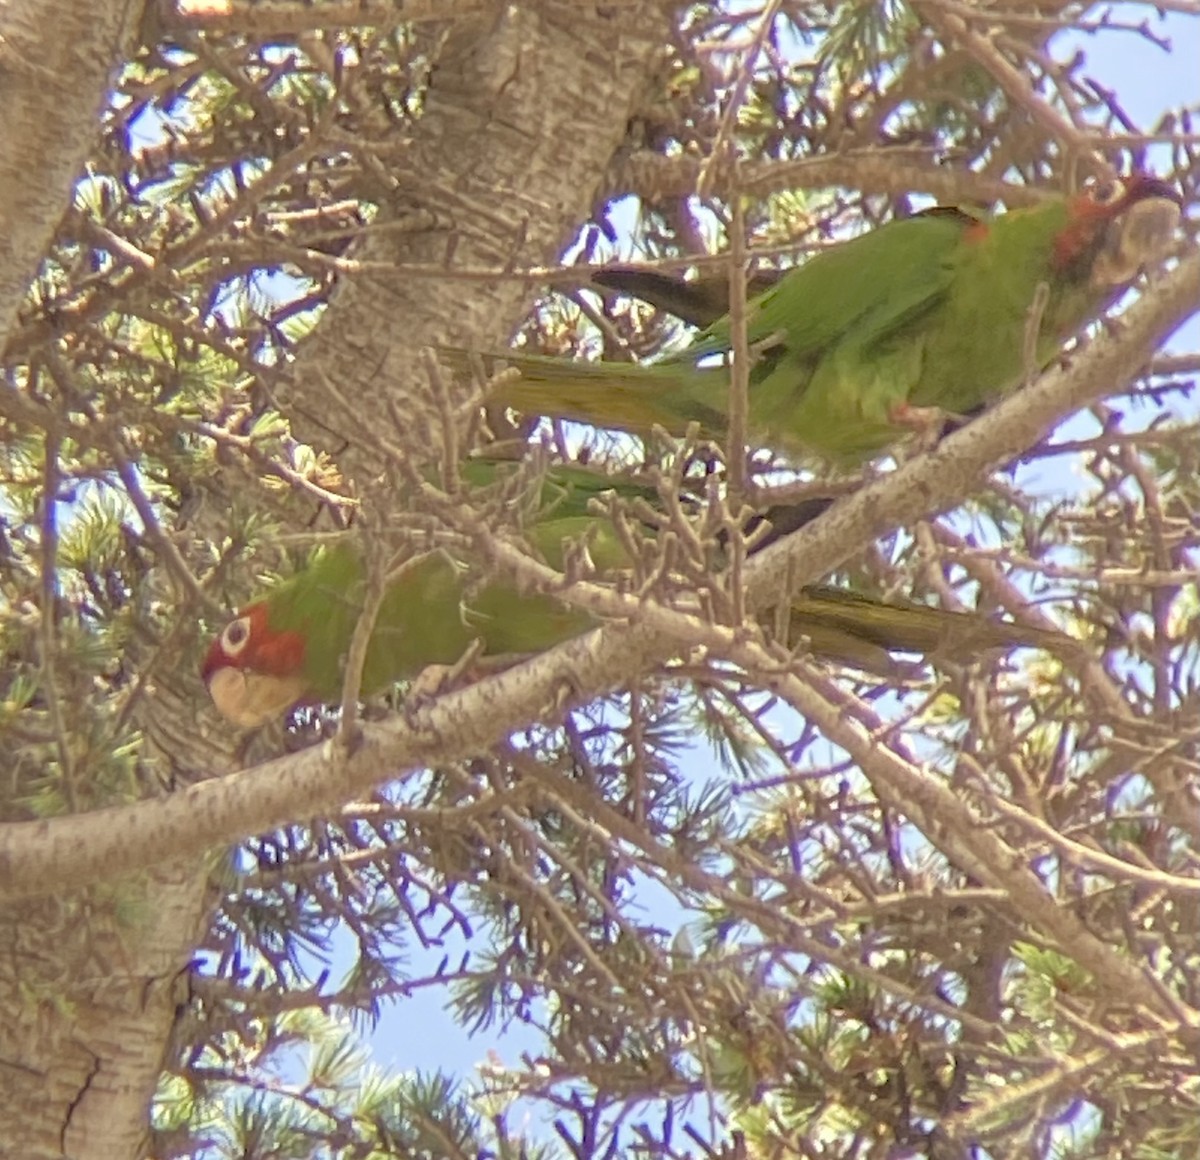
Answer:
[348, 8, 1200, 1111]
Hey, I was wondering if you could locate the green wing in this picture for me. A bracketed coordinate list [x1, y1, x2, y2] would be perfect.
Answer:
[675, 209, 973, 364]
[263, 461, 652, 697]
[666, 208, 975, 459]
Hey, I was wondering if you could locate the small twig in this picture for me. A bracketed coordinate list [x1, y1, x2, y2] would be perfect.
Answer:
[37, 432, 77, 810]
[631, 149, 1052, 211]
[419, 347, 462, 493]
[746, 645, 1197, 1026]
[974, 785, 1200, 899]
[1022, 281, 1052, 383]
[916, 2, 1114, 181]
[696, 0, 782, 199]
[725, 187, 750, 515]
[940, 1032, 1164, 1141]
[192, 419, 360, 513]
[109, 440, 222, 614]
[336, 532, 389, 751]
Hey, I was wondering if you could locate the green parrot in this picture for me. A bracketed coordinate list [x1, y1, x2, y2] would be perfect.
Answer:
[459, 176, 1180, 462]
[202, 462, 1069, 727]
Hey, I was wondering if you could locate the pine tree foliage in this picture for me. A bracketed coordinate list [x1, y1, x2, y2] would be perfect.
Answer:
[0, 1, 1197, 1157]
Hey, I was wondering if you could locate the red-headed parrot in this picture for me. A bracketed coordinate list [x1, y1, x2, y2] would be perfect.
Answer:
[458, 176, 1180, 462]
[202, 463, 1069, 727]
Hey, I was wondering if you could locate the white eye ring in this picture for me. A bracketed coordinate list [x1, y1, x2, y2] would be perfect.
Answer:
[1089, 178, 1126, 207]
[220, 615, 252, 657]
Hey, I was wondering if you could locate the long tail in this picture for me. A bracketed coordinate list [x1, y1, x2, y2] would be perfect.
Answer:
[591, 266, 781, 329]
[782, 586, 1071, 671]
[441, 346, 724, 438]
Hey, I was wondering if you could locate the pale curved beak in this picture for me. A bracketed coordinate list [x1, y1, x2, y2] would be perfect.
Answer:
[206, 666, 310, 728]
[1094, 197, 1182, 285]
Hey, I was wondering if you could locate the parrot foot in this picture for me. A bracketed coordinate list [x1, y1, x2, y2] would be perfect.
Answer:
[408, 663, 455, 704]
[400, 664, 456, 731]
[888, 401, 970, 453]
[233, 729, 265, 767]
[888, 400, 947, 433]
[548, 672, 587, 719]
[283, 708, 338, 752]
[401, 641, 489, 725]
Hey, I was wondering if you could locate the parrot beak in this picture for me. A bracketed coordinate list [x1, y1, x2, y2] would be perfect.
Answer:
[206, 666, 311, 728]
[1092, 195, 1182, 286]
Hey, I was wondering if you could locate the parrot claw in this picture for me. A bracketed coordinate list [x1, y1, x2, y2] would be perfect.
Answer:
[401, 641, 489, 725]
[549, 673, 587, 718]
[284, 708, 337, 752]
[401, 663, 456, 730]
[409, 663, 455, 704]
[888, 400, 947, 432]
[888, 400, 971, 453]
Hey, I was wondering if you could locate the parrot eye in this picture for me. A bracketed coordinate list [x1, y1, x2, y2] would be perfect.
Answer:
[220, 615, 253, 657]
[1088, 177, 1127, 207]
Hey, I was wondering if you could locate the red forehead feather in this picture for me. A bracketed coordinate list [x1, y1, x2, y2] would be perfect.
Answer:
[201, 602, 307, 682]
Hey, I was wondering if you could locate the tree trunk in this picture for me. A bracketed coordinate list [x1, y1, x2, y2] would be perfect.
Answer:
[0, 0, 143, 340]
[0, 677, 229, 1159]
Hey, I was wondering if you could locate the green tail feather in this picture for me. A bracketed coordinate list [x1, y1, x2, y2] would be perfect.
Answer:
[445, 346, 729, 439]
[778, 586, 1067, 671]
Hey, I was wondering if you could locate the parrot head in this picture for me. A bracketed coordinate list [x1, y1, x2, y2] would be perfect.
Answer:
[202, 604, 312, 728]
[1054, 172, 1181, 287]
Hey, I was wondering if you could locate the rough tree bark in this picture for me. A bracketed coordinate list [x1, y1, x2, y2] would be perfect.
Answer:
[283, 5, 672, 478]
[0, 0, 143, 340]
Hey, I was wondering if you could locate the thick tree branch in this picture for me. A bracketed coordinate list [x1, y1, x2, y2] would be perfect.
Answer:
[281, 4, 671, 482]
[758, 650, 1200, 1030]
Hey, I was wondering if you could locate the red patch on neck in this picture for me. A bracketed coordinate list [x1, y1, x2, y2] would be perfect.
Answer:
[963, 219, 990, 244]
[1051, 190, 1111, 272]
